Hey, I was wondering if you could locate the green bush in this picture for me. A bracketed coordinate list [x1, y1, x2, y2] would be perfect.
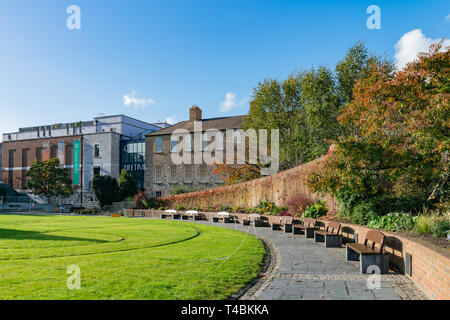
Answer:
[219, 204, 231, 212]
[431, 220, 450, 238]
[367, 212, 416, 232]
[415, 215, 434, 234]
[175, 205, 186, 211]
[348, 195, 428, 225]
[302, 201, 327, 218]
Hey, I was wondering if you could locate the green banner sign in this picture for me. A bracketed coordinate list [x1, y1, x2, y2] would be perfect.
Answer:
[73, 140, 81, 185]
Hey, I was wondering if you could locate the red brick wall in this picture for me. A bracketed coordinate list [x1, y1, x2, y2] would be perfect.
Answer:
[2, 136, 82, 189]
[161, 148, 337, 213]
[332, 221, 449, 300]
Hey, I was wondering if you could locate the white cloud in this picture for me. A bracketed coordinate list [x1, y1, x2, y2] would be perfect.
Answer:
[122, 90, 155, 108]
[445, 14, 450, 22]
[165, 116, 177, 125]
[394, 29, 450, 70]
[219, 92, 248, 113]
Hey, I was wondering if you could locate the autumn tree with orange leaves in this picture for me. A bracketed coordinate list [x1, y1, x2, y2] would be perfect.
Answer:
[309, 43, 449, 212]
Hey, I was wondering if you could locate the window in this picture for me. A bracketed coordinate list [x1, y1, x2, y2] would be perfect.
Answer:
[94, 144, 100, 158]
[50, 146, 57, 159]
[93, 167, 100, 177]
[202, 134, 209, 151]
[185, 135, 192, 152]
[184, 165, 192, 183]
[154, 165, 162, 183]
[35, 147, 43, 161]
[155, 191, 162, 198]
[155, 137, 162, 153]
[170, 139, 177, 153]
[170, 165, 177, 183]
[199, 164, 207, 183]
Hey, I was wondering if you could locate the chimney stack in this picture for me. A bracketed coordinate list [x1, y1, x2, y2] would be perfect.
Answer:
[189, 105, 202, 122]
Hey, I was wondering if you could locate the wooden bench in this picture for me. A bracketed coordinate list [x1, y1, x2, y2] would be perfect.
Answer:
[314, 221, 342, 247]
[181, 210, 205, 221]
[238, 213, 264, 227]
[211, 212, 234, 223]
[293, 218, 317, 238]
[160, 209, 180, 219]
[268, 216, 293, 233]
[346, 230, 389, 274]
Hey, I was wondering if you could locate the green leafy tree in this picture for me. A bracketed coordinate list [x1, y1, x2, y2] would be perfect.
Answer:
[25, 159, 73, 202]
[90, 175, 119, 208]
[245, 42, 387, 171]
[309, 43, 449, 217]
[118, 169, 138, 201]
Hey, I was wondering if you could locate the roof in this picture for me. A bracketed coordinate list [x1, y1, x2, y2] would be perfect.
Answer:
[147, 115, 247, 136]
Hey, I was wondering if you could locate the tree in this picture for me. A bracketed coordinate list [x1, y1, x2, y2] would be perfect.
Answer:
[25, 159, 73, 202]
[118, 169, 138, 200]
[309, 43, 449, 207]
[244, 41, 387, 171]
[90, 175, 119, 208]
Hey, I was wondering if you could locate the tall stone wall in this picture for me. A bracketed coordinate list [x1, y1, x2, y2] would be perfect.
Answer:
[161, 148, 337, 213]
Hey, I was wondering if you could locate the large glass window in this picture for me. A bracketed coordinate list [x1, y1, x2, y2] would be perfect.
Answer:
[120, 140, 146, 189]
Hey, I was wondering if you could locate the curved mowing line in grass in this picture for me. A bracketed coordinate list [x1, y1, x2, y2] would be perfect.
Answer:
[0, 228, 201, 261]
[0, 217, 200, 260]
[0, 215, 266, 300]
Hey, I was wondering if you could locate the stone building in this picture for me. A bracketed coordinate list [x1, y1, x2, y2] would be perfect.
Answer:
[2, 115, 169, 207]
[145, 106, 246, 197]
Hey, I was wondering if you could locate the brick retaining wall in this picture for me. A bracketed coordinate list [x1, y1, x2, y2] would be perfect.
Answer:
[125, 209, 449, 300]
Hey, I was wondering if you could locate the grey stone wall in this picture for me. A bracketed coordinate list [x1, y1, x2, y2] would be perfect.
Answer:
[145, 134, 230, 197]
[82, 132, 121, 190]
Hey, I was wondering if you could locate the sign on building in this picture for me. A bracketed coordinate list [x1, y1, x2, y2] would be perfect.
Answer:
[73, 140, 81, 185]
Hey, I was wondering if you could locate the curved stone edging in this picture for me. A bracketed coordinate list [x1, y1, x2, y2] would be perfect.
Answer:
[231, 237, 280, 300]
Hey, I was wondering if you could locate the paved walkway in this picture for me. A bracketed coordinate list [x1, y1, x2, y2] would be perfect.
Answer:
[193, 219, 427, 300]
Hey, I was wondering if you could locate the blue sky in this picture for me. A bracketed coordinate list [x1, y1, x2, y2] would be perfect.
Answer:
[0, 0, 448, 139]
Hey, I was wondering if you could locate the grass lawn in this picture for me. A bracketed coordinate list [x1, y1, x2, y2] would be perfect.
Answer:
[0, 214, 265, 300]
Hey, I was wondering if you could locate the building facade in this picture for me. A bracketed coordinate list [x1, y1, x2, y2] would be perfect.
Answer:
[2, 115, 169, 206]
[144, 106, 246, 197]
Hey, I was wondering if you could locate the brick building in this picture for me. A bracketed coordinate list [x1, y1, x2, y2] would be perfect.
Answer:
[145, 106, 246, 197]
[2, 115, 169, 206]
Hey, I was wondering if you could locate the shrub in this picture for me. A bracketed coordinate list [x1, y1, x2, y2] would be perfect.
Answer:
[287, 193, 313, 216]
[431, 220, 450, 238]
[175, 205, 185, 211]
[91, 175, 119, 208]
[415, 215, 434, 234]
[349, 195, 428, 225]
[118, 170, 138, 201]
[302, 201, 327, 218]
[367, 212, 416, 232]
[133, 191, 166, 210]
[254, 199, 279, 214]
[219, 204, 231, 212]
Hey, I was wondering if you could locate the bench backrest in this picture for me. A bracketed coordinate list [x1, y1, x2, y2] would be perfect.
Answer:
[303, 218, 317, 228]
[363, 230, 385, 251]
[268, 215, 293, 224]
[326, 221, 341, 235]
